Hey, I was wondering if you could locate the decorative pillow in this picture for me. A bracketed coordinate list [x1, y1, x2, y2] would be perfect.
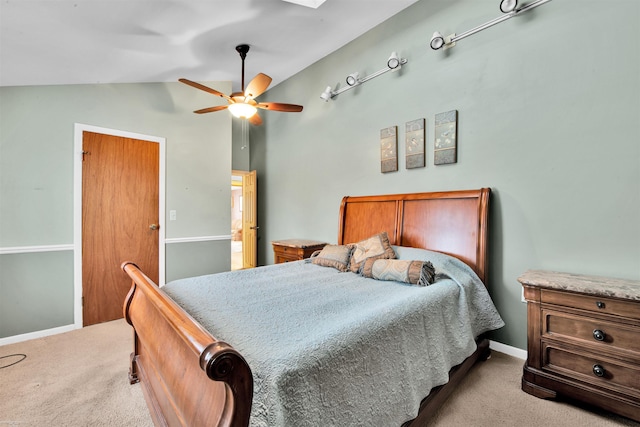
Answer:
[310, 244, 354, 272]
[349, 231, 396, 273]
[360, 258, 436, 286]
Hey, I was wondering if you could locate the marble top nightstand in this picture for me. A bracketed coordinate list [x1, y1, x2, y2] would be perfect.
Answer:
[518, 270, 640, 301]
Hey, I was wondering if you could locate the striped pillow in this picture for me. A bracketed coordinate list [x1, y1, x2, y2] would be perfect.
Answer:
[360, 258, 436, 286]
[349, 231, 396, 273]
[310, 244, 354, 272]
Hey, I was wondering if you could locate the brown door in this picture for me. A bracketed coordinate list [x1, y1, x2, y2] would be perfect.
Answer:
[82, 131, 159, 326]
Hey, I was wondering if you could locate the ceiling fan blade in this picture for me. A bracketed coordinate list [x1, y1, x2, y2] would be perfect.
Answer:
[244, 73, 272, 100]
[249, 112, 263, 126]
[179, 78, 232, 102]
[256, 102, 304, 112]
[194, 105, 229, 114]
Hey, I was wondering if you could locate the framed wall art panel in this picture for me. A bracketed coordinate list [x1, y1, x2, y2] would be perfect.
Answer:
[405, 118, 425, 169]
[380, 126, 398, 173]
[434, 110, 457, 165]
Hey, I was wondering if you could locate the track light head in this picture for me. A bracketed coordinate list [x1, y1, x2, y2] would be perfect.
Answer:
[387, 52, 401, 69]
[430, 31, 445, 50]
[346, 72, 360, 86]
[500, 0, 518, 13]
[320, 86, 333, 102]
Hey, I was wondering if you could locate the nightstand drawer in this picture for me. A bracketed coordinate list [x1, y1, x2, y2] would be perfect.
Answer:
[543, 344, 640, 398]
[543, 309, 640, 356]
[279, 246, 295, 254]
[542, 290, 640, 320]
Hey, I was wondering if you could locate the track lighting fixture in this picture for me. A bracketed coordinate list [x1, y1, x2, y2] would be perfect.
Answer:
[429, 32, 445, 50]
[346, 72, 360, 86]
[320, 51, 407, 102]
[387, 52, 401, 69]
[500, 0, 518, 13]
[320, 86, 333, 102]
[430, 0, 552, 51]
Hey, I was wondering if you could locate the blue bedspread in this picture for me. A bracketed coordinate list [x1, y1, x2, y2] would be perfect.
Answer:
[163, 247, 504, 426]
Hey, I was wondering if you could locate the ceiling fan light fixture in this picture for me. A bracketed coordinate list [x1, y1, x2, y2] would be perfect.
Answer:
[228, 102, 258, 118]
[180, 44, 302, 125]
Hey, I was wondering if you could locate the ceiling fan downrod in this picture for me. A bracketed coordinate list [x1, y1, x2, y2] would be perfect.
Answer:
[236, 44, 250, 92]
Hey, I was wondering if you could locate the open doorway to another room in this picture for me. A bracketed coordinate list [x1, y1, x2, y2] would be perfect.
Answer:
[231, 170, 257, 270]
[231, 175, 243, 270]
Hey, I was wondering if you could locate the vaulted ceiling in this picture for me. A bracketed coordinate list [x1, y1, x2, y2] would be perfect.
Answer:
[0, 0, 418, 91]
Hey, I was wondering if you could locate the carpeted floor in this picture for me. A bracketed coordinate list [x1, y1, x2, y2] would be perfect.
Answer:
[0, 320, 152, 427]
[429, 348, 639, 426]
[1, 319, 638, 426]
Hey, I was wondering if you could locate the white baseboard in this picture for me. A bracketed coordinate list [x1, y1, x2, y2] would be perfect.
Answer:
[0, 324, 78, 347]
[490, 340, 527, 360]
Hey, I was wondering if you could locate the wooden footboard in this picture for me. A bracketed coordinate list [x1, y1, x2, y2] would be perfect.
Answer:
[122, 262, 253, 427]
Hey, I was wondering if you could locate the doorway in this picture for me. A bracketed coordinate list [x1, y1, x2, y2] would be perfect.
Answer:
[231, 170, 257, 270]
[231, 175, 243, 270]
[74, 124, 165, 328]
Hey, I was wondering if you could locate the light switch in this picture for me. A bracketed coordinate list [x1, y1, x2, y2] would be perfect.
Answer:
[170, 210, 177, 221]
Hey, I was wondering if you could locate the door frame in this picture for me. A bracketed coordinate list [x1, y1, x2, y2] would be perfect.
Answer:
[73, 123, 166, 329]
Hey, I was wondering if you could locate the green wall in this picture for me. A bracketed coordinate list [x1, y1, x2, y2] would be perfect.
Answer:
[0, 81, 234, 339]
[251, 0, 640, 350]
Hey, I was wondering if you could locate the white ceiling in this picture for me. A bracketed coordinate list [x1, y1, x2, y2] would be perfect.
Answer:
[0, 0, 418, 92]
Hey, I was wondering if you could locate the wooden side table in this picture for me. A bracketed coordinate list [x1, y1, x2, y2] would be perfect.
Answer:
[519, 270, 640, 422]
[271, 239, 327, 264]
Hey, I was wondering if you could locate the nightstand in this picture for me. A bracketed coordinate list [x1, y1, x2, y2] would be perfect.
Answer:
[271, 239, 327, 264]
[519, 270, 640, 422]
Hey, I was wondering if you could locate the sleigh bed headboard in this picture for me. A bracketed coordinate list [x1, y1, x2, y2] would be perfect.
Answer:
[338, 188, 490, 283]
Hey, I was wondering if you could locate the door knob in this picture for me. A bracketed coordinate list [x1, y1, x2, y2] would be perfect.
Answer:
[250, 226, 260, 230]
[149, 224, 159, 230]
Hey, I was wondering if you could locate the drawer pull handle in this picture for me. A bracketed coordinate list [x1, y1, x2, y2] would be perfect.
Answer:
[592, 329, 606, 341]
[596, 301, 606, 309]
[592, 364, 605, 377]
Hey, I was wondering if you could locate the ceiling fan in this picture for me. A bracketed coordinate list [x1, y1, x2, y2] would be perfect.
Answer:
[179, 44, 303, 126]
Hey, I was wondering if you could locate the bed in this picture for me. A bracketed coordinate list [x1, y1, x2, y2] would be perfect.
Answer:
[122, 187, 503, 426]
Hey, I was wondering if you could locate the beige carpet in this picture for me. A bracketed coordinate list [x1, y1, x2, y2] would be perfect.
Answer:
[0, 320, 152, 427]
[429, 350, 639, 427]
[1, 320, 638, 426]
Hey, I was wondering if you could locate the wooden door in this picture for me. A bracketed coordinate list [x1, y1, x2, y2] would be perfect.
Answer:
[242, 170, 257, 268]
[82, 131, 159, 326]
